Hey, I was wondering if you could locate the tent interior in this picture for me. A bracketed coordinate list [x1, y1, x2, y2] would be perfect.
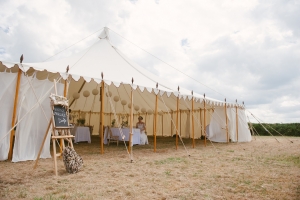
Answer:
[0, 28, 251, 162]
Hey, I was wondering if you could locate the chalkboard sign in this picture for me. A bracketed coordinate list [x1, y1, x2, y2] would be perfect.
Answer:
[53, 105, 69, 127]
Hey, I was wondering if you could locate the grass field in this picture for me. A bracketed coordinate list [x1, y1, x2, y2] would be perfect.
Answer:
[1, 136, 300, 199]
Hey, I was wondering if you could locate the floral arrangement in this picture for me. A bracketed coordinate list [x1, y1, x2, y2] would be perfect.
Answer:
[121, 120, 128, 127]
[111, 119, 116, 127]
[77, 118, 85, 126]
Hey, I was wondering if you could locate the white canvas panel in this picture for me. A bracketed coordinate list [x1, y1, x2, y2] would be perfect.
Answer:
[227, 108, 237, 142]
[0, 72, 18, 160]
[237, 109, 252, 142]
[12, 75, 64, 162]
[208, 107, 227, 142]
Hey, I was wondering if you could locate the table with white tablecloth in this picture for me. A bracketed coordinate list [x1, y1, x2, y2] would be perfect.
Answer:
[71, 126, 91, 143]
[104, 127, 140, 146]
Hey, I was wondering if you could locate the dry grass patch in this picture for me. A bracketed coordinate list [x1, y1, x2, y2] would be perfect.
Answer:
[0, 136, 300, 199]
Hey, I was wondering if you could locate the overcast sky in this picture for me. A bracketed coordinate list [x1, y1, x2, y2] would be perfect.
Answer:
[0, 0, 299, 123]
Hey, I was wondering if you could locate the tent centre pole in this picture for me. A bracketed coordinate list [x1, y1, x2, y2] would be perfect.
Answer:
[191, 91, 195, 148]
[8, 68, 22, 160]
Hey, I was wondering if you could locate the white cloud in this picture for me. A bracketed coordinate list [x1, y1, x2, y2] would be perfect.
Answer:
[0, 0, 299, 123]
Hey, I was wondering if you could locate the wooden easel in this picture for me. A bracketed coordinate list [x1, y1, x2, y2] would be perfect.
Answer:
[34, 80, 74, 176]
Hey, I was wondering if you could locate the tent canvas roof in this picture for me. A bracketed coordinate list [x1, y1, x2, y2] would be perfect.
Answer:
[1, 28, 223, 104]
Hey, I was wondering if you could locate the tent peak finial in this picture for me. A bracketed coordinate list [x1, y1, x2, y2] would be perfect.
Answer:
[20, 54, 23, 63]
[98, 27, 110, 40]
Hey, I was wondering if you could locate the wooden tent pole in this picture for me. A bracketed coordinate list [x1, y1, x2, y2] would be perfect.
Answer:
[8, 68, 22, 160]
[154, 86, 158, 152]
[180, 109, 182, 136]
[109, 113, 111, 126]
[191, 91, 195, 148]
[129, 78, 134, 154]
[89, 111, 92, 126]
[170, 111, 173, 136]
[63, 80, 67, 97]
[225, 98, 229, 143]
[236, 99, 239, 142]
[60, 77, 68, 156]
[204, 94, 206, 146]
[100, 79, 104, 154]
[200, 108, 203, 137]
[162, 112, 164, 136]
[176, 87, 179, 150]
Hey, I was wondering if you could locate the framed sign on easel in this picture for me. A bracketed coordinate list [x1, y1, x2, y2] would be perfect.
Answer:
[34, 79, 75, 176]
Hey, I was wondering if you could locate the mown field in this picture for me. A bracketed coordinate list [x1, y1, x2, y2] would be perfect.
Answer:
[1, 135, 300, 200]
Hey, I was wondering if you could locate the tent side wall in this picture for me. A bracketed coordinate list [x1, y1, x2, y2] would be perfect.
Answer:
[0, 71, 18, 160]
[0, 68, 64, 162]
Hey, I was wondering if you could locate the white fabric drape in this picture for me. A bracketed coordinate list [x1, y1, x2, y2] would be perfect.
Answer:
[12, 74, 63, 162]
[208, 107, 251, 142]
[0, 72, 18, 160]
[227, 108, 236, 142]
[208, 107, 227, 142]
[237, 108, 252, 142]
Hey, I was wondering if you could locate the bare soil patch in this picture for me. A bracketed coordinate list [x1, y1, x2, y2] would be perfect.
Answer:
[1, 136, 300, 200]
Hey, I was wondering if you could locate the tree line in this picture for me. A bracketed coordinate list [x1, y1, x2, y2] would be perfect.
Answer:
[249, 123, 300, 137]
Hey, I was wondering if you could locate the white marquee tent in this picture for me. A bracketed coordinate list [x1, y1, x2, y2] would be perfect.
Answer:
[0, 28, 251, 162]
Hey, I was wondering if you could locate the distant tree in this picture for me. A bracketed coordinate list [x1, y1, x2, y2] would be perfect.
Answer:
[249, 123, 300, 137]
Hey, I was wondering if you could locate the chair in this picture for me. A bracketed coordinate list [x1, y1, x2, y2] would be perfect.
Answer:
[107, 126, 119, 146]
